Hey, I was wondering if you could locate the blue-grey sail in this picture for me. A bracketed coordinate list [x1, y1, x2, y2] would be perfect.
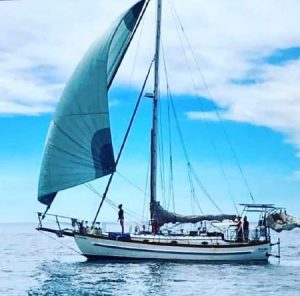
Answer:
[38, 0, 146, 206]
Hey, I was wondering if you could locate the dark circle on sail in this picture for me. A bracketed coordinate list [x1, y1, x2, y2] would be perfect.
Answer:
[92, 128, 115, 178]
[124, 0, 145, 31]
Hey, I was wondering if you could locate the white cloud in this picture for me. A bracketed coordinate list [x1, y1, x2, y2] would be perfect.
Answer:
[1, 0, 300, 156]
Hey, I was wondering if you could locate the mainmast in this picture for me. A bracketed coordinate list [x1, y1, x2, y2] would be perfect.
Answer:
[150, 0, 162, 221]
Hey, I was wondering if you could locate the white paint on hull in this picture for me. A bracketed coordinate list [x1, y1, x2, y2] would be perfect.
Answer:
[74, 235, 271, 262]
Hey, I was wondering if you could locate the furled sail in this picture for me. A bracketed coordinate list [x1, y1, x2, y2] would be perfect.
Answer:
[38, 0, 146, 206]
[152, 202, 236, 227]
[266, 211, 300, 232]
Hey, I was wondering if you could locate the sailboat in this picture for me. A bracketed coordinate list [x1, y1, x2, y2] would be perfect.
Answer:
[37, 0, 299, 262]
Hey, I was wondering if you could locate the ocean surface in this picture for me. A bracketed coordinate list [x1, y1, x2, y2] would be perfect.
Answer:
[1, 223, 300, 296]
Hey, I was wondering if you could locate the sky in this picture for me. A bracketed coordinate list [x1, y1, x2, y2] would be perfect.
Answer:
[1, 0, 300, 224]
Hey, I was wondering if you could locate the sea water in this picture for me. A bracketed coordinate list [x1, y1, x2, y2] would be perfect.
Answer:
[0, 223, 300, 296]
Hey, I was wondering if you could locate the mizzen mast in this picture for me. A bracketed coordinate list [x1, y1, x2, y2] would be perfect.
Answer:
[150, 0, 162, 221]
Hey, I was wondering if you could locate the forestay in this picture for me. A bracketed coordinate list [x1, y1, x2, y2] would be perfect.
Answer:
[38, 0, 146, 206]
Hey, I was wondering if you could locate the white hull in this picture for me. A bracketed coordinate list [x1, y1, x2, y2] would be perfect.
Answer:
[74, 234, 271, 262]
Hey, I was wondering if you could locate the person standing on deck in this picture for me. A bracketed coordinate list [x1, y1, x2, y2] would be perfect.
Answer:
[118, 204, 124, 235]
[236, 216, 243, 242]
[243, 216, 249, 241]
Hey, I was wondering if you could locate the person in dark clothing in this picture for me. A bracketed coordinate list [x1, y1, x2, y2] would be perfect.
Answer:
[78, 220, 84, 234]
[243, 216, 249, 241]
[118, 204, 124, 235]
[236, 216, 243, 242]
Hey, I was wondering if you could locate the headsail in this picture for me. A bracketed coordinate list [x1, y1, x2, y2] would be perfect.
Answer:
[38, 0, 146, 206]
[152, 202, 236, 227]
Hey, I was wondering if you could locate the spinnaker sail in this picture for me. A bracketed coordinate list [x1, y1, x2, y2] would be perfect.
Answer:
[38, 0, 146, 206]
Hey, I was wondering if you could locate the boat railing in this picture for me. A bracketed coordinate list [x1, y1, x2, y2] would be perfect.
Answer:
[36, 213, 220, 244]
[36, 212, 83, 237]
[36, 212, 138, 237]
[37, 213, 270, 245]
[250, 226, 270, 242]
[225, 224, 270, 243]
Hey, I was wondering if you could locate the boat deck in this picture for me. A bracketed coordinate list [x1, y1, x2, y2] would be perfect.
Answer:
[37, 226, 269, 248]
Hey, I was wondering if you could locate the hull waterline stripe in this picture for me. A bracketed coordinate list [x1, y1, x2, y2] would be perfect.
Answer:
[83, 254, 268, 263]
[92, 242, 253, 256]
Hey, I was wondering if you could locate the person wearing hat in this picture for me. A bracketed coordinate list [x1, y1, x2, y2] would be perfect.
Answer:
[118, 204, 124, 235]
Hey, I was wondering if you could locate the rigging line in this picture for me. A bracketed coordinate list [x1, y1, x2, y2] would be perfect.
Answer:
[189, 163, 223, 214]
[37, 230, 81, 255]
[169, 0, 255, 204]
[91, 60, 154, 228]
[108, 0, 151, 89]
[116, 171, 145, 194]
[96, 192, 146, 222]
[127, 3, 147, 90]
[167, 1, 230, 212]
[161, 42, 175, 212]
[158, 93, 166, 207]
[162, 42, 184, 212]
[194, 191, 205, 215]
[85, 180, 146, 221]
[85, 183, 102, 198]
[84, 176, 147, 222]
[162, 39, 215, 214]
[105, 197, 147, 223]
[167, 96, 175, 212]
[142, 149, 151, 220]
[167, 0, 202, 110]
[187, 165, 204, 215]
[167, 0, 241, 212]
[84, 177, 147, 221]
[169, 89, 222, 214]
[85, 183, 147, 223]
[169, 91, 222, 213]
[84, 182, 147, 222]
[188, 167, 195, 215]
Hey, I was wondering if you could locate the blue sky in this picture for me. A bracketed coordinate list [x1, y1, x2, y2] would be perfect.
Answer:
[1, 0, 300, 223]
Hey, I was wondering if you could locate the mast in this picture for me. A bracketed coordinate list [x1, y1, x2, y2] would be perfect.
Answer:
[150, 0, 162, 221]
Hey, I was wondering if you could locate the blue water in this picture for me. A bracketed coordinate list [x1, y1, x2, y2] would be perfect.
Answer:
[1, 224, 300, 296]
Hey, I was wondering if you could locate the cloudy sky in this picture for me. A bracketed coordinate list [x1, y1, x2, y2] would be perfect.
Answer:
[1, 0, 300, 223]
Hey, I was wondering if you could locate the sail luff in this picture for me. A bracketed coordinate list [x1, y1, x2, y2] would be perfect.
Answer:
[108, 0, 150, 89]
